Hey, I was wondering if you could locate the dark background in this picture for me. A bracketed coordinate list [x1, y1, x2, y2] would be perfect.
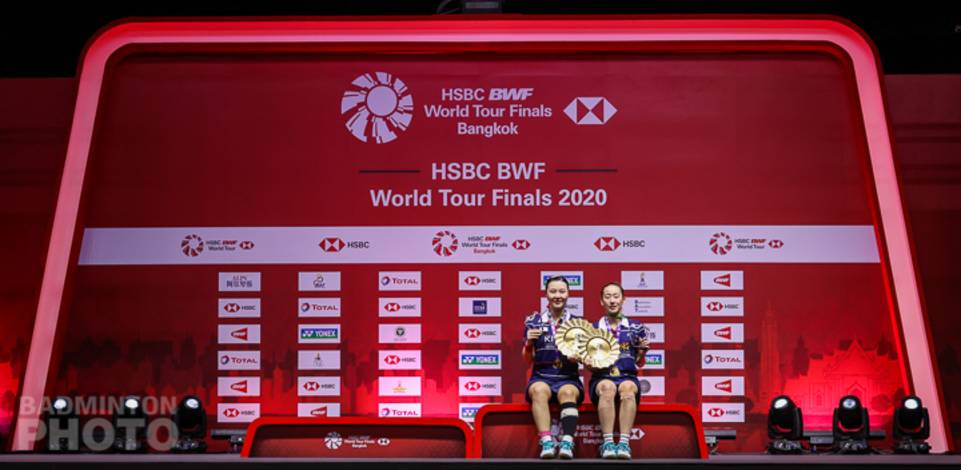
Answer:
[0, 0, 958, 452]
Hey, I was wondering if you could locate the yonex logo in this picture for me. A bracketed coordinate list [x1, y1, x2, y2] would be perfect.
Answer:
[512, 239, 531, 250]
[564, 97, 617, 125]
[594, 236, 621, 252]
[319, 238, 346, 252]
[432, 230, 458, 257]
[181, 234, 204, 257]
[341, 72, 413, 144]
[709, 233, 733, 255]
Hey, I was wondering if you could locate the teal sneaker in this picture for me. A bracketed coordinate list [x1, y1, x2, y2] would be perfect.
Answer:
[539, 439, 557, 459]
[615, 441, 632, 460]
[600, 441, 617, 459]
[558, 439, 575, 459]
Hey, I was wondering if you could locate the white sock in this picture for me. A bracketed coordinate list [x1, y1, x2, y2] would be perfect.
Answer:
[619, 433, 630, 443]
[540, 435, 552, 444]
[561, 435, 574, 443]
[603, 433, 614, 444]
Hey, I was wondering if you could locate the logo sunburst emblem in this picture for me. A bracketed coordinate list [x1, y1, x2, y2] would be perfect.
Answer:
[341, 72, 413, 144]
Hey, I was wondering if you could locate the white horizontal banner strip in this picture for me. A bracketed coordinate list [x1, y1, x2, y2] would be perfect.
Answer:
[78, 225, 880, 265]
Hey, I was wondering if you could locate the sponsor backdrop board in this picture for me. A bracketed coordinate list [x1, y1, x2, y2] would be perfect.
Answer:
[44, 33, 908, 453]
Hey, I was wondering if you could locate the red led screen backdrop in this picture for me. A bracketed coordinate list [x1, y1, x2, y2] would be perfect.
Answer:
[13, 18, 948, 452]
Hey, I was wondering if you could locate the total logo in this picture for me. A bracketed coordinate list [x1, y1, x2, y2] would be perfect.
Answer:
[218, 351, 260, 370]
[379, 272, 421, 291]
[702, 350, 745, 369]
[319, 237, 371, 253]
[299, 298, 342, 317]
[594, 236, 645, 252]
[564, 97, 617, 125]
[379, 404, 421, 417]
[183, 235, 254, 257]
[341, 72, 413, 144]
[432, 230, 459, 257]
[512, 239, 531, 250]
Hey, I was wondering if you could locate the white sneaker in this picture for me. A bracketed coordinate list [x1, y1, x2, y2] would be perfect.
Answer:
[539, 439, 557, 459]
[558, 439, 575, 459]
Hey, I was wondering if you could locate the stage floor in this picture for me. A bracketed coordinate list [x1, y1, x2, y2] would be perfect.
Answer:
[1, 454, 959, 469]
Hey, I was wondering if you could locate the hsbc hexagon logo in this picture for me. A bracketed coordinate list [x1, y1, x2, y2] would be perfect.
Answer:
[707, 301, 723, 312]
[319, 238, 346, 252]
[432, 230, 459, 257]
[464, 381, 481, 392]
[512, 239, 531, 250]
[239, 240, 255, 250]
[384, 355, 400, 365]
[341, 72, 413, 144]
[707, 408, 725, 418]
[385, 303, 400, 312]
[594, 236, 621, 252]
[769, 239, 784, 249]
[223, 408, 240, 418]
[564, 97, 617, 125]
[223, 303, 240, 313]
[464, 328, 481, 338]
[303, 381, 320, 392]
[464, 276, 480, 286]
[710, 232, 733, 255]
[181, 234, 204, 257]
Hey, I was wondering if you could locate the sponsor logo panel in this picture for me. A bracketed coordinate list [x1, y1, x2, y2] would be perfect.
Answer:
[700, 271, 744, 290]
[458, 297, 502, 317]
[218, 325, 261, 344]
[701, 323, 745, 343]
[625, 297, 665, 317]
[218, 403, 260, 423]
[218, 351, 261, 371]
[702, 403, 746, 423]
[701, 297, 744, 317]
[378, 403, 422, 418]
[459, 376, 502, 396]
[539, 297, 584, 316]
[299, 324, 341, 344]
[298, 298, 342, 317]
[458, 324, 502, 344]
[298, 272, 341, 292]
[539, 271, 584, 290]
[701, 376, 746, 396]
[701, 350, 745, 370]
[218, 298, 261, 318]
[217, 377, 261, 397]
[642, 323, 665, 344]
[458, 271, 502, 291]
[297, 403, 342, 418]
[298, 376, 341, 397]
[297, 350, 341, 370]
[379, 297, 422, 317]
[379, 271, 421, 291]
[643, 349, 665, 369]
[620, 271, 665, 290]
[379, 350, 422, 370]
[378, 324, 422, 344]
[459, 350, 502, 370]
[218, 272, 261, 292]
[638, 376, 665, 397]
[378, 377, 422, 397]
[459, 403, 483, 422]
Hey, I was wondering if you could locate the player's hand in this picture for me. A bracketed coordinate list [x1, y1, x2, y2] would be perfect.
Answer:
[527, 329, 543, 341]
[636, 339, 650, 351]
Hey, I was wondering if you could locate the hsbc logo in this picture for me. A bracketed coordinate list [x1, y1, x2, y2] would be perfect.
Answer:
[702, 403, 745, 423]
[384, 355, 400, 365]
[239, 241, 255, 250]
[459, 271, 501, 291]
[595, 237, 621, 251]
[701, 350, 745, 370]
[379, 298, 421, 317]
[564, 97, 617, 125]
[219, 298, 261, 318]
[303, 381, 320, 391]
[459, 376, 501, 396]
[379, 351, 421, 370]
[701, 297, 744, 317]
[769, 239, 784, 248]
[319, 238, 345, 252]
[224, 303, 240, 313]
[217, 403, 259, 423]
[459, 324, 502, 343]
[512, 239, 531, 250]
[299, 377, 340, 396]
[385, 303, 400, 312]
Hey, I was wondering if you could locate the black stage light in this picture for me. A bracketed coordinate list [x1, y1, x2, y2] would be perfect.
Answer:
[767, 395, 804, 454]
[113, 396, 147, 452]
[172, 396, 208, 453]
[832, 395, 870, 454]
[893, 395, 930, 454]
[45, 396, 79, 452]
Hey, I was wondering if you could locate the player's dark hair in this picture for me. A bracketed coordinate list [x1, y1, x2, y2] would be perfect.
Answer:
[544, 275, 570, 290]
[600, 282, 624, 297]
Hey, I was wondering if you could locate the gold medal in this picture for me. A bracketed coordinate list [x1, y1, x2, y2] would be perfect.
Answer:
[553, 358, 563, 369]
[610, 366, 620, 377]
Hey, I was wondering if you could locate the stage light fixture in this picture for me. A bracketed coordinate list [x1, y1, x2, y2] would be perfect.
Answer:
[44, 396, 79, 452]
[113, 396, 147, 452]
[767, 395, 804, 454]
[171, 395, 208, 453]
[893, 395, 930, 454]
[832, 395, 870, 454]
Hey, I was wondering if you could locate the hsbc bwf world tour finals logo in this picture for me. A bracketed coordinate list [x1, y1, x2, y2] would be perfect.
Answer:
[341, 72, 413, 144]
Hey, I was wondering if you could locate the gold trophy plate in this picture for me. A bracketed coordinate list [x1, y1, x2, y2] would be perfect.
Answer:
[555, 318, 593, 358]
[577, 329, 619, 369]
